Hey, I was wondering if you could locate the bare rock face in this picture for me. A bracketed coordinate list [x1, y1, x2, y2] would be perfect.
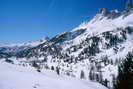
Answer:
[98, 8, 110, 16]
[98, 8, 120, 19]
[109, 10, 121, 19]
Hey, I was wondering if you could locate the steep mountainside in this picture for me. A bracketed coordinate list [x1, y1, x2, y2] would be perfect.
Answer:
[1, 8, 133, 88]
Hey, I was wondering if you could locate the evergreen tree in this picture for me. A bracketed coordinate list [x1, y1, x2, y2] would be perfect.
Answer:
[103, 79, 109, 88]
[80, 70, 85, 79]
[89, 66, 95, 80]
[56, 67, 60, 75]
[32, 61, 39, 68]
[114, 53, 133, 89]
[51, 66, 54, 70]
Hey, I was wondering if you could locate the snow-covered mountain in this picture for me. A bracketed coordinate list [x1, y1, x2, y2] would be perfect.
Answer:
[0, 38, 47, 58]
[0, 37, 48, 48]
[1, 7, 133, 89]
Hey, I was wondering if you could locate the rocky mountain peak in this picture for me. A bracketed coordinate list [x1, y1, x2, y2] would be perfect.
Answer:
[98, 8, 110, 16]
[97, 8, 121, 19]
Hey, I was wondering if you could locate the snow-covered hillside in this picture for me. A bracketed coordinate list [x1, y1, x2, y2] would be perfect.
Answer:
[0, 61, 107, 89]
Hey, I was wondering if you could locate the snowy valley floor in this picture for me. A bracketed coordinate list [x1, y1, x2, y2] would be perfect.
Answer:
[0, 61, 107, 89]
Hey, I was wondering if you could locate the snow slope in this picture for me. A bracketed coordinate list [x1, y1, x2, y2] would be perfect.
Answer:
[0, 61, 107, 89]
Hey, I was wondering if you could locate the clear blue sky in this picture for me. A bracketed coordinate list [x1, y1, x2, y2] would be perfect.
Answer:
[0, 0, 124, 43]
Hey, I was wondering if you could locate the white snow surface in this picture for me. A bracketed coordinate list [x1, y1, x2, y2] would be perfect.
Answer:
[0, 61, 107, 89]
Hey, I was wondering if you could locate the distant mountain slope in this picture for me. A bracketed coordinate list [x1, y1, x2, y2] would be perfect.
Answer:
[0, 38, 47, 58]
